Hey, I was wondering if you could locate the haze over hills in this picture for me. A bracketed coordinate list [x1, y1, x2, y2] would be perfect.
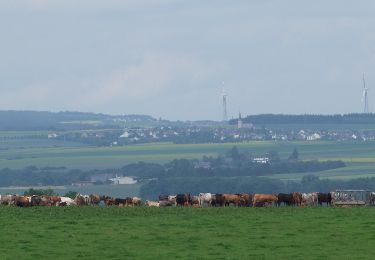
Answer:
[1, 110, 375, 131]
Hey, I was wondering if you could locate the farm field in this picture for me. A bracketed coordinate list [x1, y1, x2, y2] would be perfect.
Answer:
[1, 140, 375, 169]
[1, 207, 375, 259]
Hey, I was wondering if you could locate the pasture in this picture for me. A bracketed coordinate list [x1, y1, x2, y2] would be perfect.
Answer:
[0, 207, 375, 259]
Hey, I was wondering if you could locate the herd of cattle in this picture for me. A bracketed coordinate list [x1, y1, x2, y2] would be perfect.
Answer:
[0, 192, 339, 208]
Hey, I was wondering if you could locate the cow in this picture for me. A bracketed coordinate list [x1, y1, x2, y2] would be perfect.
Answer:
[239, 193, 253, 207]
[49, 196, 62, 206]
[1, 195, 17, 206]
[59, 197, 76, 206]
[292, 192, 303, 207]
[277, 193, 293, 206]
[253, 194, 278, 207]
[211, 194, 225, 207]
[198, 193, 214, 207]
[114, 198, 127, 207]
[75, 194, 89, 206]
[103, 196, 115, 206]
[159, 200, 174, 207]
[176, 194, 191, 207]
[370, 192, 375, 205]
[168, 195, 177, 206]
[132, 197, 142, 206]
[89, 194, 102, 205]
[3, 195, 15, 205]
[145, 200, 160, 207]
[317, 192, 332, 206]
[302, 192, 318, 206]
[14, 196, 31, 207]
[223, 194, 241, 207]
[191, 196, 200, 207]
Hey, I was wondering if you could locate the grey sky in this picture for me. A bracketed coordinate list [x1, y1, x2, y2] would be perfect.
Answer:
[1, 1, 375, 120]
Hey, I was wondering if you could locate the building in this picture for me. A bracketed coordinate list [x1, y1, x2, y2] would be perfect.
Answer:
[109, 176, 137, 185]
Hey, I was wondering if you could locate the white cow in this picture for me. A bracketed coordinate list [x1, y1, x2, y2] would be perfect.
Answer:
[302, 192, 318, 206]
[60, 197, 76, 206]
[198, 193, 214, 207]
[145, 200, 160, 207]
[168, 195, 177, 206]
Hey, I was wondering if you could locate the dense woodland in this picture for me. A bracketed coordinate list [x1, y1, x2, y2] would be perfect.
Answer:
[0, 111, 155, 130]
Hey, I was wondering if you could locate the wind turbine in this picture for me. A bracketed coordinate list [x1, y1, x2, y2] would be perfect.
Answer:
[221, 81, 228, 122]
[362, 73, 369, 113]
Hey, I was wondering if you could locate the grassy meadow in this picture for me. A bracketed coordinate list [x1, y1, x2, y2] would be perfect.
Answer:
[1, 207, 375, 259]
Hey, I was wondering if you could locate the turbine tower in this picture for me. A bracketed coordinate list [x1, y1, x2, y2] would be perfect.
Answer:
[362, 73, 369, 113]
[221, 82, 228, 122]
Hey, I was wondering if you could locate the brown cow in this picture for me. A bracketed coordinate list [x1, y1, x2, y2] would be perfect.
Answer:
[223, 194, 240, 207]
[292, 192, 303, 207]
[253, 194, 278, 207]
[15, 196, 31, 207]
[89, 194, 102, 205]
[103, 196, 115, 206]
[74, 194, 89, 206]
[239, 193, 253, 207]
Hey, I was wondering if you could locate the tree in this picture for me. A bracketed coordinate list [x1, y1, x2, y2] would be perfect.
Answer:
[24, 188, 56, 196]
[227, 146, 241, 160]
[288, 148, 299, 161]
[64, 191, 78, 199]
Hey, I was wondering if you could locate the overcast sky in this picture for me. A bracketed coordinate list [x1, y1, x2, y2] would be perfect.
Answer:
[1, 1, 375, 120]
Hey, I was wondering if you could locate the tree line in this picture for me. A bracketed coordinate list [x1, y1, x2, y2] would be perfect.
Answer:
[231, 113, 375, 125]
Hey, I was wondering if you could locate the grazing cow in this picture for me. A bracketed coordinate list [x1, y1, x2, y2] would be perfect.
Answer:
[292, 192, 303, 207]
[132, 197, 142, 206]
[277, 193, 293, 206]
[239, 193, 253, 207]
[145, 200, 160, 207]
[176, 194, 191, 207]
[253, 194, 278, 207]
[223, 194, 241, 207]
[198, 193, 214, 207]
[302, 193, 318, 206]
[317, 192, 332, 206]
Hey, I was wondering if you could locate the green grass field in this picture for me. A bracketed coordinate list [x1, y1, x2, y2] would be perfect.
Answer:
[1, 207, 374, 259]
